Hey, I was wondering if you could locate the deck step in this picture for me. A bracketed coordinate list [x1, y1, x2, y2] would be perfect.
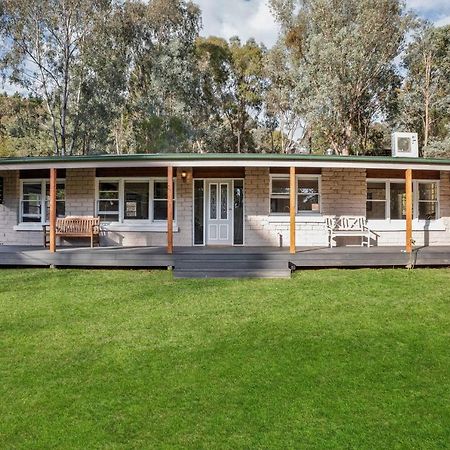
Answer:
[173, 268, 292, 279]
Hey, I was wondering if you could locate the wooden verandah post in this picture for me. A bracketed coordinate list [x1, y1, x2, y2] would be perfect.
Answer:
[405, 168, 413, 254]
[167, 166, 174, 254]
[290, 166, 296, 254]
[49, 168, 57, 253]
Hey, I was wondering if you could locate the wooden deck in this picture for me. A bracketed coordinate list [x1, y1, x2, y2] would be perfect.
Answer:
[1, 245, 450, 277]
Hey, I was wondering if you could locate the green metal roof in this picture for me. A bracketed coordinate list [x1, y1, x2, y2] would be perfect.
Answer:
[0, 152, 450, 166]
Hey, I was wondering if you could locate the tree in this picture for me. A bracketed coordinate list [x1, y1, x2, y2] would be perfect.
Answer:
[0, 0, 116, 155]
[397, 24, 450, 153]
[0, 93, 52, 156]
[270, 0, 413, 155]
[115, 0, 201, 154]
[264, 43, 306, 153]
[195, 36, 266, 153]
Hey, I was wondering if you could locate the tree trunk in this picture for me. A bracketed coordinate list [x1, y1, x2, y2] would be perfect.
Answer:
[423, 51, 432, 149]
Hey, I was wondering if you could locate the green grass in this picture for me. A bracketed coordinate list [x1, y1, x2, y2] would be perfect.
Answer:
[0, 269, 449, 449]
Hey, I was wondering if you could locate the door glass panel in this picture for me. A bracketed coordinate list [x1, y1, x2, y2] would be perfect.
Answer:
[210, 184, 217, 219]
[233, 180, 244, 245]
[194, 180, 204, 245]
[220, 184, 228, 219]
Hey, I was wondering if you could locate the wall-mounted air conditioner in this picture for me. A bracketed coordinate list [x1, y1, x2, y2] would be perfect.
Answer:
[391, 132, 418, 158]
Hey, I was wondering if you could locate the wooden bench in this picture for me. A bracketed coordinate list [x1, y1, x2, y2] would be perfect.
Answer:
[326, 216, 373, 248]
[43, 217, 100, 248]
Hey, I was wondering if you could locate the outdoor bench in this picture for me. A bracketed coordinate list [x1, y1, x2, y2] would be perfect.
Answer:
[326, 216, 374, 248]
[43, 216, 100, 248]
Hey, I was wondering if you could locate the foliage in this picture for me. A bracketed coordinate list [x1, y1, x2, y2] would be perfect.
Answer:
[195, 36, 267, 152]
[0, 0, 201, 155]
[264, 43, 305, 153]
[0, 1, 449, 157]
[270, 0, 414, 155]
[397, 24, 450, 154]
[1, 268, 449, 448]
[0, 93, 52, 156]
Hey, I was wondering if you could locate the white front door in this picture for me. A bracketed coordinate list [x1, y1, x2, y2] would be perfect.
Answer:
[206, 180, 233, 245]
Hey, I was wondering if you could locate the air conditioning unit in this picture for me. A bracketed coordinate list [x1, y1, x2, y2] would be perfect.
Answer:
[391, 132, 418, 158]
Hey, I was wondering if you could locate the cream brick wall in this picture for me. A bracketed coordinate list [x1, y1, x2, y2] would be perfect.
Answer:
[0, 170, 21, 245]
[244, 167, 328, 247]
[1, 166, 450, 248]
[66, 168, 96, 216]
[0, 168, 193, 247]
[101, 168, 193, 247]
[321, 168, 367, 215]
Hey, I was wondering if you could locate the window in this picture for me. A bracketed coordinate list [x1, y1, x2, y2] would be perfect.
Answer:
[390, 182, 406, 220]
[366, 180, 439, 221]
[20, 180, 65, 223]
[417, 182, 438, 220]
[270, 175, 321, 214]
[298, 178, 320, 212]
[97, 181, 120, 222]
[270, 178, 290, 214]
[45, 183, 65, 221]
[96, 179, 176, 223]
[366, 182, 386, 219]
[153, 181, 176, 221]
[124, 182, 149, 220]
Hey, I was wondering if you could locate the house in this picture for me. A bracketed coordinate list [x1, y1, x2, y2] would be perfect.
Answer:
[0, 151, 449, 260]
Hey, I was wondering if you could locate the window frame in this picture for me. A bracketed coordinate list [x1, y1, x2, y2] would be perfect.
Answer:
[19, 178, 66, 224]
[366, 180, 387, 220]
[269, 174, 322, 215]
[415, 180, 440, 221]
[366, 178, 440, 221]
[95, 177, 177, 224]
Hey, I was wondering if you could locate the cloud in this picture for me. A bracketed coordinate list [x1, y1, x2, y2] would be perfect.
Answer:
[197, 0, 279, 46]
[435, 15, 450, 27]
[197, 0, 450, 47]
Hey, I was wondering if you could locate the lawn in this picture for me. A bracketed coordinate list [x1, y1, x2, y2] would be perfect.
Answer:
[0, 269, 449, 449]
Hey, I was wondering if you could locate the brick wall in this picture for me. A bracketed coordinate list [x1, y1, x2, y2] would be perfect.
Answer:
[65, 168, 96, 216]
[244, 167, 328, 247]
[1, 166, 450, 248]
[174, 167, 193, 246]
[0, 170, 20, 245]
[440, 171, 450, 219]
[321, 168, 367, 215]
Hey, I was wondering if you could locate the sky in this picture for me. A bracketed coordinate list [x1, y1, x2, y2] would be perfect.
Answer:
[197, 0, 450, 47]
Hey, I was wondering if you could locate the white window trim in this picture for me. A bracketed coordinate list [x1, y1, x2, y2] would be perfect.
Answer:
[269, 174, 322, 216]
[366, 178, 440, 222]
[18, 178, 66, 225]
[95, 177, 177, 227]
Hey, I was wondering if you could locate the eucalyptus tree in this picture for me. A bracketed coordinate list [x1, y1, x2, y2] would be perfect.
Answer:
[270, 0, 414, 155]
[397, 24, 450, 153]
[117, 0, 201, 153]
[0, 0, 118, 155]
[264, 43, 306, 153]
[0, 0, 201, 155]
[195, 36, 266, 153]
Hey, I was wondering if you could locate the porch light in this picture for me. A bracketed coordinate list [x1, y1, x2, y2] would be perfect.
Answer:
[181, 170, 187, 181]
